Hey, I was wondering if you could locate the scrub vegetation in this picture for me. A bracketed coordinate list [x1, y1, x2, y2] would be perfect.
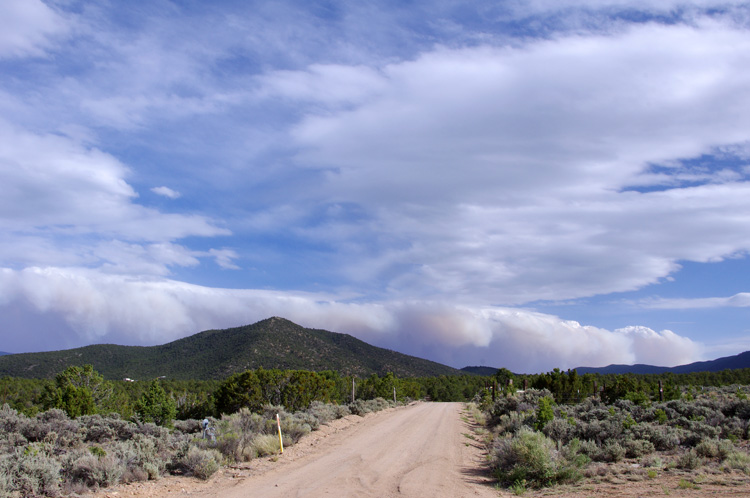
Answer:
[5, 360, 750, 496]
[475, 381, 750, 493]
[0, 365, 407, 496]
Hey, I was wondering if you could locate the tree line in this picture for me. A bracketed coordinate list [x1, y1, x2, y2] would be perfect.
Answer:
[488, 367, 750, 406]
[0, 365, 488, 422]
[4, 364, 750, 424]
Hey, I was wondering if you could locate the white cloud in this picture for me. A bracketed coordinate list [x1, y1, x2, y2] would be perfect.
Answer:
[252, 19, 750, 304]
[615, 326, 700, 366]
[0, 120, 230, 274]
[640, 292, 750, 309]
[0, 0, 70, 58]
[258, 64, 388, 106]
[208, 248, 241, 270]
[151, 186, 181, 199]
[0, 266, 703, 371]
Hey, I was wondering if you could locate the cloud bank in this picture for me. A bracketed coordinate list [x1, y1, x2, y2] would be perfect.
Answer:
[0, 267, 701, 372]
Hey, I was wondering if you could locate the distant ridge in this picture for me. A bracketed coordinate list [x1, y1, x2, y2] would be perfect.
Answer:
[0, 352, 10, 356]
[0, 317, 461, 380]
[575, 351, 750, 375]
[461, 366, 500, 376]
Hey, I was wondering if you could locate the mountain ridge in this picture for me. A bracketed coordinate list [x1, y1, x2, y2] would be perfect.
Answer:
[574, 351, 750, 375]
[0, 317, 460, 380]
[459, 351, 750, 376]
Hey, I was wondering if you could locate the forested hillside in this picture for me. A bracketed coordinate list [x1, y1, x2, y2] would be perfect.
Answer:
[0, 317, 460, 380]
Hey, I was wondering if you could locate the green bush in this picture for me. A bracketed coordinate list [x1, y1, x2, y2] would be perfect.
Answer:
[135, 380, 177, 428]
[723, 451, 750, 474]
[534, 397, 555, 430]
[492, 428, 583, 488]
[250, 434, 282, 457]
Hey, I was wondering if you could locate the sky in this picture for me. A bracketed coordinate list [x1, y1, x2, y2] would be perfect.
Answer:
[2, 0, 750, 373]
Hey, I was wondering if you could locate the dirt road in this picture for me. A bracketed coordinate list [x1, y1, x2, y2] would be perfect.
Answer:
[95, 402, 498, 498]
[198, 402, 497, 498]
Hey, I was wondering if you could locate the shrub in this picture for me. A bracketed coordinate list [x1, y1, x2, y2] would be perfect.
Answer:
[251, 434, 281, 457]
[573, 418, 623, 446]
[723, 451, 750, 474]
[0, 404, 27, 433]
[495, 411, 534, 435]
[576, 439, 599, 460]
[624, 439, 654, 458]
[676, 449, 701, 470]
[349, 398, 381, 416]
[601, 441, 625, 463]
[1, 444, 62, 497]
[542, 418, 571, 444]
[653, 408, 668, 424]
[64, 452, 122, 488]
[491, 428, 584, 488]
[307, 401, 350, 425]
[113, 434, 166, 481]
[492, 429, 558, 487]
[719, 416, 747, 441]
[279, 417, 312, 444]
[231, 408, 266, 435]
[695, 439, 720, 459]
[488, 390, 553, 423]
[680, 419, 720, 447]
[534, 397, 555, 431]
[630, 423, 681, 450]
[23, 409, 80, 446]
[641, 455, 663, 468]
[172, 419, 202, 434]
[213, 432, 240, 462]
[78, 414, 116, 443]
[174, 446, 222, 480]
[133, 422, 170, 440]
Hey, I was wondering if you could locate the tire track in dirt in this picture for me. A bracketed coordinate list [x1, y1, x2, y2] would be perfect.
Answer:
[195, 402, 497, 498]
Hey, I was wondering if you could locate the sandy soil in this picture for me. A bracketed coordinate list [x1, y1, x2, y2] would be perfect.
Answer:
[91, 402, 750, 498]
[92, 402, 496, 498]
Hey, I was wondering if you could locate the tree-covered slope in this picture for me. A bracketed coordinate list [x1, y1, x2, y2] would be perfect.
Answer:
[0, 317, 460, 380]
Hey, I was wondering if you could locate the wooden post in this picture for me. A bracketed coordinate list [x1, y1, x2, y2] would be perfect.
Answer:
[492, 380, 496, 402]
[523, 379, 528, 391]
[393, 386, 396, 403]
[507, 378, 513, 397]
[352, 378, 355, 403]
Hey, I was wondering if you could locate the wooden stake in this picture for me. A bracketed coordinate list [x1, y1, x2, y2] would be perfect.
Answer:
[276, 413, 284, 454]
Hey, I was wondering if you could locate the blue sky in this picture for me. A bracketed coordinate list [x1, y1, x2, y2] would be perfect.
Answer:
[2, 0, 750, 373]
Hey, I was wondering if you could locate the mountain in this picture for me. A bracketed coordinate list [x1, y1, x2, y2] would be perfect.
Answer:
[0, 352, 10, 356]
[461, 366, 500, 376]
[575, 351, 750, 375]
[0, 317, 461, 380]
